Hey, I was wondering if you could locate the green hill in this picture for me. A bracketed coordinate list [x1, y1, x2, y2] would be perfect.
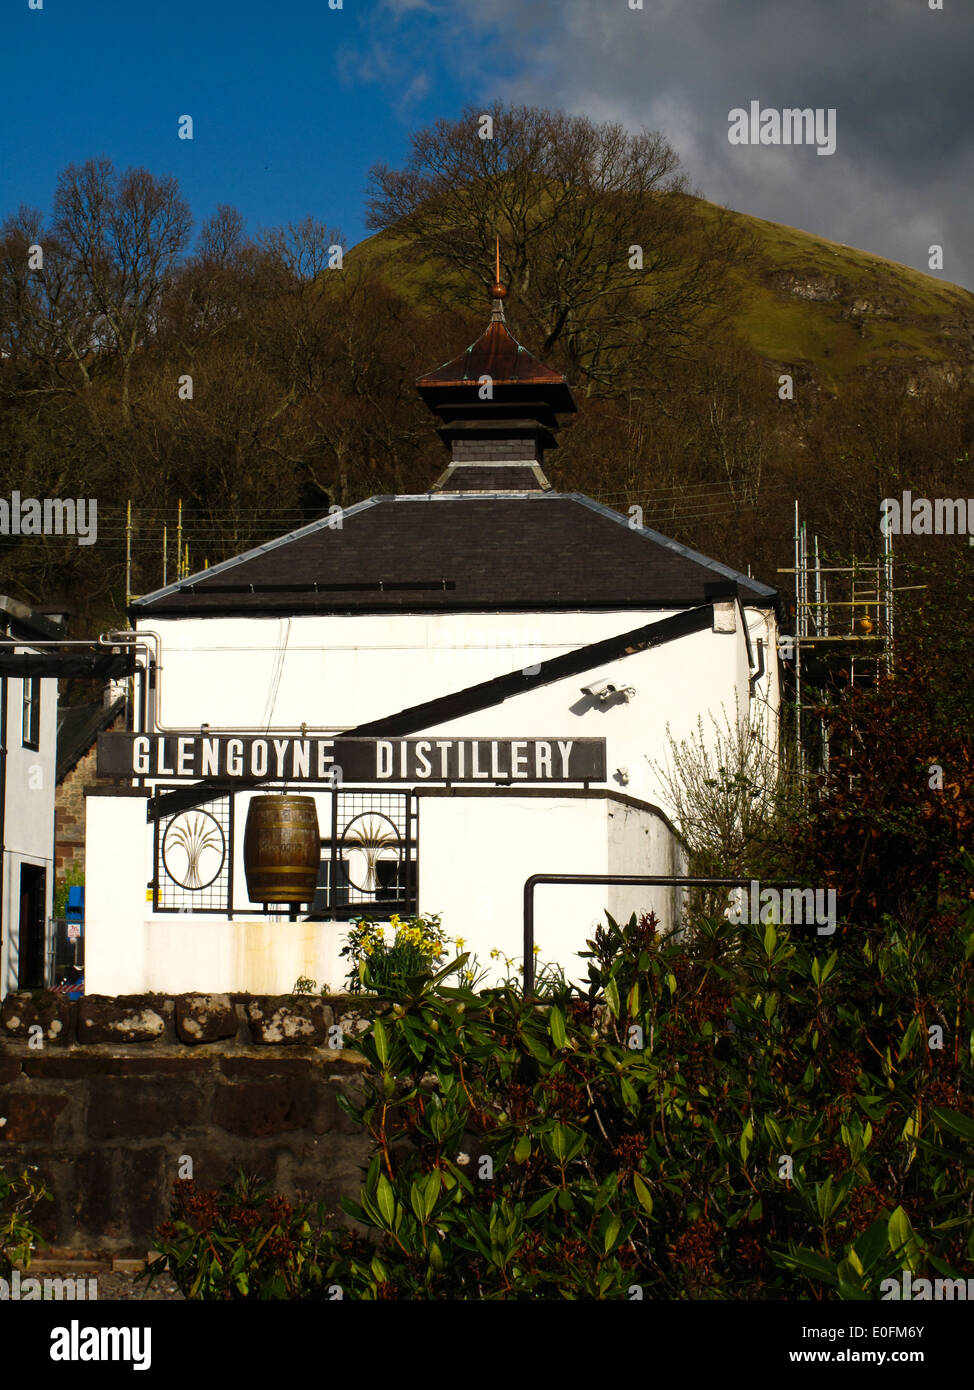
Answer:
[348, 199, 974, 394]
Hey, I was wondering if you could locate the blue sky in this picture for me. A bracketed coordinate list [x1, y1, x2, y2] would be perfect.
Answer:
[2, 0, 512, 250]
[3, 0, 973, 288]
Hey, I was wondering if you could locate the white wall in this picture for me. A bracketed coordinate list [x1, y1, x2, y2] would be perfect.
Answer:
[83, 598, 780, 994]
[84, 792, 350, 995]
[136, 603, 776, 825]
[83, 787, 683, 995]
[1, 669, 57, 997]
[606, 798, 687, 933]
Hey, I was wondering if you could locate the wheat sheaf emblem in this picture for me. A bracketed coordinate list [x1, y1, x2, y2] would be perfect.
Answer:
[166, 812, 225, 889]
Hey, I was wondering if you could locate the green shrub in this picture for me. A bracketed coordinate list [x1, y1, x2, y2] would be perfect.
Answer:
[53, 863, 84, 920]
[141, 1172, 338, 1300]
[0, 1166, 50, 1276]
[320, 883, 974, 1299]
[340, 912, 449, 993]
[150, 859, 974, 1300]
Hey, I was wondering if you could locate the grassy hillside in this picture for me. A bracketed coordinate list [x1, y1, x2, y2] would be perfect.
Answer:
[348, 199, 974, 393]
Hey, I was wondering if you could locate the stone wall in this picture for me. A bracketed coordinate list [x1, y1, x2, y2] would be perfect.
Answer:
[0, 991, 376, 1258]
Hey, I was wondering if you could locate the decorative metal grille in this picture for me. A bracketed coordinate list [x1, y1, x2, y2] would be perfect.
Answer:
[314, 790, 417, 919]
[154, 794, 232, 913]
[149, 785, 416, 919]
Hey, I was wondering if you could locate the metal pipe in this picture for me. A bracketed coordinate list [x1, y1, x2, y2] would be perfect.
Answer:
[522, 873, 825, 993]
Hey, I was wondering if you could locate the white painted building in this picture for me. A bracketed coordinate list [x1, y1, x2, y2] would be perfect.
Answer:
[86, 288, 783, 994]
[0, 597, 60, 998]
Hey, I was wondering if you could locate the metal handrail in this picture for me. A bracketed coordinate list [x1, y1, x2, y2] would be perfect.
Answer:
[522, 874, 829, 993]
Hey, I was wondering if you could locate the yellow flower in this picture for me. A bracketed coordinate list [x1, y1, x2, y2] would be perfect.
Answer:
[489, 949, 499, 960]
[390, 914, 401, 927]
[533, 944, 540, 956]
[455, 936, 466, 950]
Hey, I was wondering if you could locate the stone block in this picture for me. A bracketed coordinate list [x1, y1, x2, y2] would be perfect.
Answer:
[175, 994, 239, 1045]
[214, 1078, 319, 1137]
[0, 1092, 69, 1143]
[1, 991, 73, 1045]
[118, 1148, 168, 1242]
[246, 997, 330, 1045]
[87, 1081, 201, 1141]
[79, 996, 168, 1044]
[22, 1054, 210, 1079]
[219, 1056, 313, 1078]
[74, 1149, 118, 1238]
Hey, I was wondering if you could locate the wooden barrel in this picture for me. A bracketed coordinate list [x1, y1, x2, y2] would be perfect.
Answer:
[243, 795, 320, 904]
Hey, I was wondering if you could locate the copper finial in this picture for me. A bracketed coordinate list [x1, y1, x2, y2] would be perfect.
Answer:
[490, 234, 507, 299]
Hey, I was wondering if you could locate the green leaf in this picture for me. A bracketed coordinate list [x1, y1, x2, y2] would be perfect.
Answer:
[373, 1018, 389, 1066]
[931, 1107, 974, 1142]
[549, 1005, 567, 1050]
[632, 1172, 654, 1217]
[604, 977, 621, 1017]
[523, 1033, 552, 1065]
[897, 1014, 921, 1061]
[514, 1134, 532, 1163]
[772, 1248, 838, 1287]
[854, 1217, 893, 1274]
[603, 1214, 621, 1254]
[620, 1076, 639, 1112]
[423, 1171, 440, 1220]
[888, 1206, 922, 1272]
[527, 1187, 558, 1217]
[376, 1173, 396, 1228]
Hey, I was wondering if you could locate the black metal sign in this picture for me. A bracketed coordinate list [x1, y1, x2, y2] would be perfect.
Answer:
[98, 733, 606, 784]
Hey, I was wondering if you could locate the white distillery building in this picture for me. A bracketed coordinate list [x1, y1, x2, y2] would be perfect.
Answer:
[0, 597, 60, 999]
[87, 286, 783, 995]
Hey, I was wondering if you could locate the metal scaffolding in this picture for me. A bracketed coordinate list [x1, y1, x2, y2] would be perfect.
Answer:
[778, 501, 922, 778]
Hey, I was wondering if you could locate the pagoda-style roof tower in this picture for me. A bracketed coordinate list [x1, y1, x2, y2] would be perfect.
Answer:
[131, 249, 780, 622]
[416, 257, 576, 495]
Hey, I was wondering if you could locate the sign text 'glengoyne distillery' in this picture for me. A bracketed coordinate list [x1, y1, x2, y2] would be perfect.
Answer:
[97, 734, 607, 784]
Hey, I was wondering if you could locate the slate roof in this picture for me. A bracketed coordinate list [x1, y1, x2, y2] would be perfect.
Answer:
[131, 492, 780, 618]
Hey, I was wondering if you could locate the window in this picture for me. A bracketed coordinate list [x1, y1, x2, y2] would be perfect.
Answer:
[22, 676, 40, 749]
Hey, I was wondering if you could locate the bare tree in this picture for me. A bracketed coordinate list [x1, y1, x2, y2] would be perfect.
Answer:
[0, 205, 101, 394]
[257, 215, 345, 285]
[366, 102, 751, 393]
[51, 157, 192, 422]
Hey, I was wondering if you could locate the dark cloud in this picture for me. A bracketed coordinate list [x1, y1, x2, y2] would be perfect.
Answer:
[421, 0, 974, 289]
